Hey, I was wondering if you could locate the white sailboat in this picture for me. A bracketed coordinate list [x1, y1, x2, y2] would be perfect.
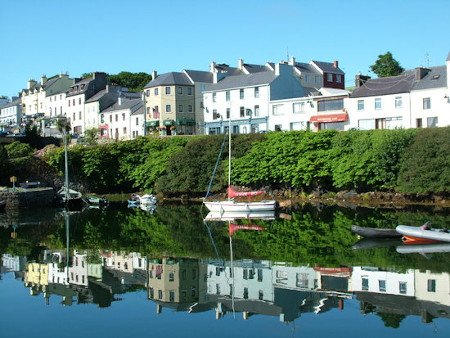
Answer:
[203, 120, 276, 213]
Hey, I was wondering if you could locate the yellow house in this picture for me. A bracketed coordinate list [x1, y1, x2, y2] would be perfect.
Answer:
[24, 262, 49, 295]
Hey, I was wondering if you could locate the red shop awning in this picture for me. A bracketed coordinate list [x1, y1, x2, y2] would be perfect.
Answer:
[310, 113, 348, 123]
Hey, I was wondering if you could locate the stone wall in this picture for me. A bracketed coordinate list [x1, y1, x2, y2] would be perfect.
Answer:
[0, 188, 55, 209]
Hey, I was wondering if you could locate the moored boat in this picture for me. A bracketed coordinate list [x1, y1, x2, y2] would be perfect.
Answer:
[351, 225, 401, 238]
[203, 199, 276, 213]
[396, 243, 450, 254]
[396, 224, 450, 243]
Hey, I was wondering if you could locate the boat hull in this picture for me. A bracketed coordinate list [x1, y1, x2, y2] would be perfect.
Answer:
[396, 225, 450, 243]
[351, 225, 401, 238]
[203, 200, 276, 213]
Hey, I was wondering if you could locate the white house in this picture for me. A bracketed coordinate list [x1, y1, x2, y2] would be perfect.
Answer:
[100, 93, 144, 140]
[65, 72, 107, 135]
[0, 97, 22, 132]
[345, 53, 450, 130]
[84, 85, 122, 132]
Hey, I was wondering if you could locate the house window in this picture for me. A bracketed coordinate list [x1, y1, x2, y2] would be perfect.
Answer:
[427, 116, 438, 127]
[357, 100, 364, 111]
[188, 105, 193, 113]
[258, 290, 264, 300]
[154, 88, 159, 95]
[395, 96, 403, 108]
[423, 97, 431, 109]
[158, 290, 163, 300]
[272, 104, 283, 115]
[123, 127, 127, 134]
[73, 113, 76, 121]
[226, 91, 230, 101]
[399, 282, 407, 294]
[327, 73, 333, 82]
[136, 117, 139, 125]
[304, 74, 309, 83]
[115, 114, 118, 122]
[239, 89, 244, 99]
[73, 99, 75, 106]
[169, 272, 174, 282]
[378, 280, 386, 292]
[122, 113, 125, 121]
[178, 105, 183, 112]
[427, 279, 436, 292]
[254, 105, 259, 116]
[145, 90, 150, 97]
[318, 99, 343, 112]
[177, 87, 182, 95]
[243, 287, 248, 299]
[226, 108, 230, 119]
[240, 106, 245, 117]
[375, 98, 382, 110]
[212, 92, 216, 102]
[293, 102, 304, 113]
[213, 109, 219, 120]
[109, 115, 112, 123]
[78, 98, 81, 105]
[362, 277, 369, 291]
[165, 104, 171, 112]
[336, 74, 342, 83]
[187, 87, 193, 95]
[216, 284, 220, 295]
[169, 291, 175, 302]
[416, 118, 422, 128]
[165, 87, 171, 95]
[257, 269, 263, 282]
[254, 87, 259, 98]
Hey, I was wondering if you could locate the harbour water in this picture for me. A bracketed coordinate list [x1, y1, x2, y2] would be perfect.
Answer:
[1, 203, 449, 338]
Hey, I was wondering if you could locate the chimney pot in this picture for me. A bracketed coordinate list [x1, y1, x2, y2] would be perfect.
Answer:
[333, 60, 339, 68]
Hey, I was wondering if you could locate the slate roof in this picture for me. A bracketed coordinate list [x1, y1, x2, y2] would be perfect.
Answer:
[21, 75, 61, 94]
[184, 69, 213, 83]
[242, 63, 271, 74]
[66, 77, 92, 97]
[0, 97, 22, 109]
[144, 72, 193, 88]
[102, 97, 143, 114]
[204, 71, 277, 92]
[412, 66, 447, 90]
[350, 71, 416, 98]
[294, 62, 319, 74]
[312, 61, 345, 75]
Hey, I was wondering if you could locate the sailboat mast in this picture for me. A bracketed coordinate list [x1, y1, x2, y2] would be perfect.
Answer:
[228, 118, 231, 189]
[63, 130, 69, 202]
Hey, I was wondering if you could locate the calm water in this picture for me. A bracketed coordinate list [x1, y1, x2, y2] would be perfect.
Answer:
[1, 203, 449, 338]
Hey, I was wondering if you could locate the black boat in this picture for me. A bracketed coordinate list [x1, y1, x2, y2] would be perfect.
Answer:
[351, 225, 401, 238]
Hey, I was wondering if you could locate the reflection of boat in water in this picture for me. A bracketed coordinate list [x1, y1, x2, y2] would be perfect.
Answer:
[139, 203, 156, 213]
[396, 243, 450, 254]
[396, 224, 450, 243]
[204, 211, 275, 222]
[351, 225, 401, 239]
[83, 195, 109, 208]
[352, 238, 401, 250]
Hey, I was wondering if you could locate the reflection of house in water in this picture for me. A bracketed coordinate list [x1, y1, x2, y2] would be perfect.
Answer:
[69, 250, 88, 287]
[351, 267, 449, 323]
[147, 257, 202, 313]
[203, 260, 351, 322]
[1, 254, 27, 280]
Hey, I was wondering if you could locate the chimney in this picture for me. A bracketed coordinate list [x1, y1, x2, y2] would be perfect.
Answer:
[27, 79, 36, 89]
[415, 67, 430, 81]
[238, 58, 244, 70]
[355, 74, 371, 88]
[40, 75, 47, 85]
[118, 96, 122, 105]
[288, 56, 296, 66]
[333, 60, 339, 68]
[210, 61, 217, 73]
[151, 70, 157, 81]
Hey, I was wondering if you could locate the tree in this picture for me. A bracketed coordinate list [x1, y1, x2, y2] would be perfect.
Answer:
[84, 128, 99, 146]
[108, 72, 151, 92]
[369, 52, 404, 77]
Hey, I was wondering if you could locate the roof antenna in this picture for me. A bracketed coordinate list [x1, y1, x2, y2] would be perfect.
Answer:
[425, 52, 430, 68]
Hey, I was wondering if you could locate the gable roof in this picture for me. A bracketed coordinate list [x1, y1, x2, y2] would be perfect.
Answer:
[351, 71, 416, 98]
[412, 66, 447, 91]
[204, 71, 277, 92]
[144, 72, 193, 88]
[0, 97, 22, 109]
[102, 97, 143, 114]
[311, 61, 344, 75]
[183, 69, 214, 83]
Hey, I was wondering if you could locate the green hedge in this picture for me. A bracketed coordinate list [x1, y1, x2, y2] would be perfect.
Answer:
[37, 127, 449, 195]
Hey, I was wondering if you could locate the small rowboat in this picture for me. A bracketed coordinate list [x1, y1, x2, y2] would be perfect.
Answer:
[396, 243, 450, 254]
[351, 225, 401, 239]
[396, 224, 450, 244]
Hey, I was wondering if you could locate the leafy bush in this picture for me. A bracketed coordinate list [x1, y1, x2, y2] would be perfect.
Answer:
[5, 141, 34, 159]
[397, 127, 450, 194]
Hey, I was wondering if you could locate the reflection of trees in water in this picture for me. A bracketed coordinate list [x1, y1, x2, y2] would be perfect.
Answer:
[376, 312, 406, 328]
[1, 204, 449, 272]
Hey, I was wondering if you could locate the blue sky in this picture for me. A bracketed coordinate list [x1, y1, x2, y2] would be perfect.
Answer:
[1, 0, 449, 98]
